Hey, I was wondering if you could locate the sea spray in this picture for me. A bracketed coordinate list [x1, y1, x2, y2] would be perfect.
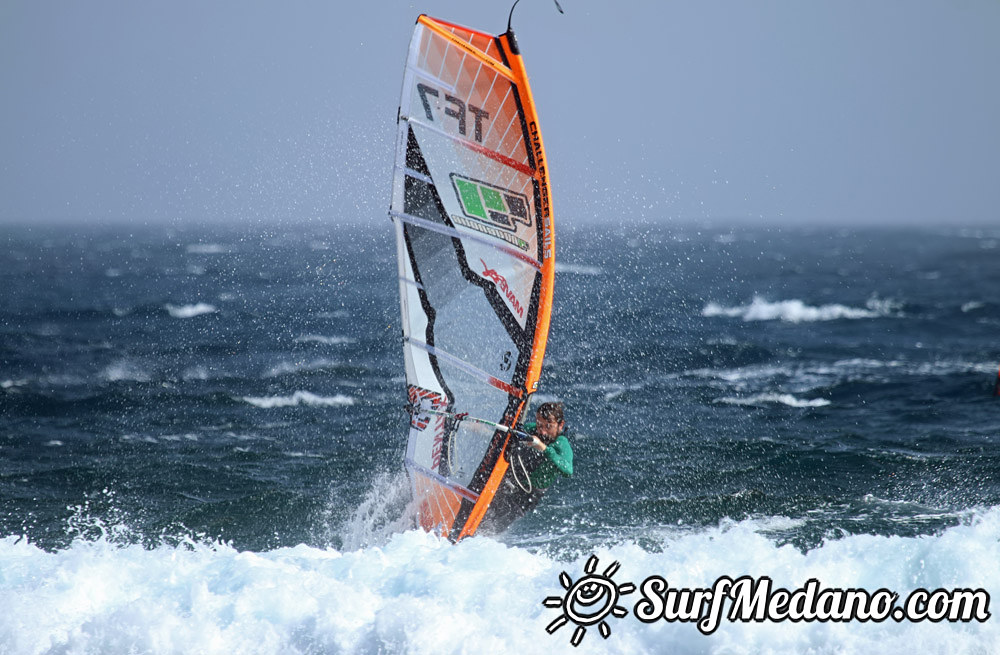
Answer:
[329, 470, 416, 551]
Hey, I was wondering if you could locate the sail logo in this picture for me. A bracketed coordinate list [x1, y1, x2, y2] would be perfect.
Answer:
[480, 259, 524, 319]
[451, 174, 532, 233]
[407, 385, 449, 469]
[416, 83, 489, 143]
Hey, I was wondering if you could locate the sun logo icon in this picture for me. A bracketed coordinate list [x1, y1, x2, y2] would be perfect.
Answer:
[543, 555, 636, 647]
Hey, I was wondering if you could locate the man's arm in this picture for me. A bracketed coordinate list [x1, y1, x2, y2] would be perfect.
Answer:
[544, 436, 573, 476]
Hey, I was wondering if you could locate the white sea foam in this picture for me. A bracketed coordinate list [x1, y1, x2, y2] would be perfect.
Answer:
[186, 243, 227, 254]
[686, 356, 997, 403]
[571, 381, 645, 402]
[266, 358, 343, 377]
[182, 366, 211, 381]
[910, 360, 998, 376]
[293, 335, 357, 346]
[333, 470, 417, 552]
[317, 310, 351, 319]
[711, 357, 993, 383]
[555, 262, 604, 276]
[1, 508, 998, 654]
[165, 303, 217, 319]
[158, 433, 200, 443]
[3, 374, 90, 388]
[35, 323, 60, 337]
[240, 391, 355, 408]
[717, 393, 831, 408]
[102, 361, 151, 383]
[703, 296, 896, 322]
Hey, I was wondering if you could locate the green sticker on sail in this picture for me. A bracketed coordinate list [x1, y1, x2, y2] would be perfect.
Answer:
[455, 179, 487, 220]
[450, 173, 531, 232]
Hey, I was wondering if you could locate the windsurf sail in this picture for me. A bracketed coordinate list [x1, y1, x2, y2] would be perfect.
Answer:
[390, 14, 554, 541]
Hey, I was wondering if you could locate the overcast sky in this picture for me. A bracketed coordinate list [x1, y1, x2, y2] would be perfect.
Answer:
[2, 1, 997, 226]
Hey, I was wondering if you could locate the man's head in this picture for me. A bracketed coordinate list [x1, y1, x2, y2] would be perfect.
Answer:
[534, 402, 565, 442]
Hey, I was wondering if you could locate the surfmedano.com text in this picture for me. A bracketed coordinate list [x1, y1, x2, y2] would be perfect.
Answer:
[634, 576, 991, 634]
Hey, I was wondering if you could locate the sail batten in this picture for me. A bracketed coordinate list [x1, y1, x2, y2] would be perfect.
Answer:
[402, 115, 536, 178]
[391, 210, 542, 269]
[404, 459, 480, 503]
[391, 14, 554, 541]
[404, 336, 524, 397]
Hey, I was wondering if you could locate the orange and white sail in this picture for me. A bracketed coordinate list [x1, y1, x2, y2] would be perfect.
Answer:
[390, 14, 554, 541]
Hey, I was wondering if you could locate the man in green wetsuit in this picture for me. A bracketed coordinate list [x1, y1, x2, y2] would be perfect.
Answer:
[481, 402, 573, 533]
[521, 402, 573, 490]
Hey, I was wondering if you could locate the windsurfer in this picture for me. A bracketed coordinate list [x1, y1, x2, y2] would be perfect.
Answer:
[482, 402, 572, 531]
[521, 402, 573, 489]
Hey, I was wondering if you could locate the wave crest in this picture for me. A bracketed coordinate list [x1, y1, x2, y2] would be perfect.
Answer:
[703, 296, 897, 322]
[717, 393, 831, 408]
[239, 391, 355, 408]
[165, 303, 217, 319]
[2, 508, 999, 654]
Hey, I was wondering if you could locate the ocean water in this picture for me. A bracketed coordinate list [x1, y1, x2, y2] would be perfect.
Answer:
[2, 221, 999, 653]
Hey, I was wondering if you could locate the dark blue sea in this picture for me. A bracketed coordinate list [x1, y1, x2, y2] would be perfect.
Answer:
[2, 221, 999, 653]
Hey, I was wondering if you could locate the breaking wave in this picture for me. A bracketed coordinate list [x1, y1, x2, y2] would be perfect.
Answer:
[1, 508, 997, 654]
[702, 296, 898, 323]
[239, 391, 356, 408]
[165, 303, 217, 319]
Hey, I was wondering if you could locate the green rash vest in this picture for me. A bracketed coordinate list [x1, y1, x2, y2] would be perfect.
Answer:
[523, 422, 573, 489]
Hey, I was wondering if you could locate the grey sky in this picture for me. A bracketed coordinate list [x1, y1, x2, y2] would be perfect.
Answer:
[2, 1, 997, 226]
